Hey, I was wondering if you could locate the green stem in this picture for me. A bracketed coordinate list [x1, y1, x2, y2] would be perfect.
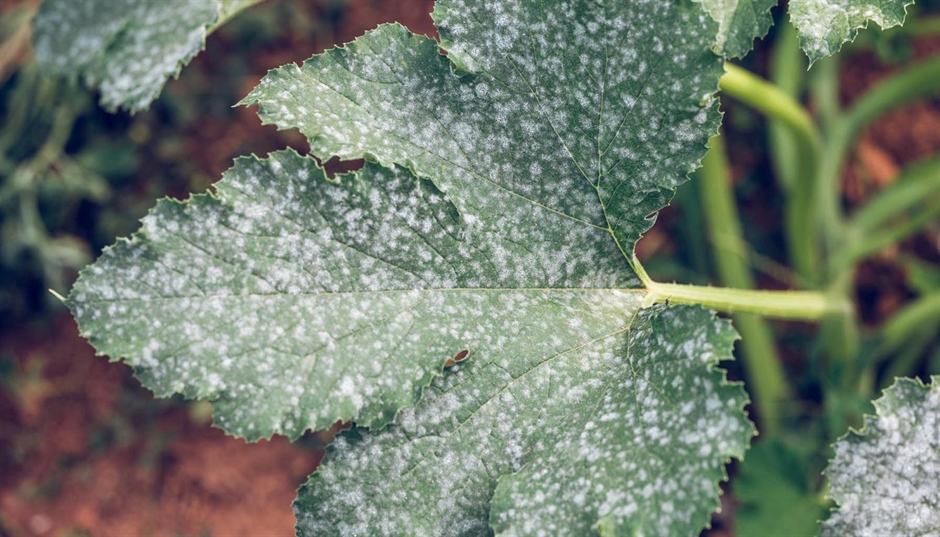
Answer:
[768, 18, 807, 192]
[720, 63, 823, 285]
[881, 291, 940, 381]
[848, 156, 940, 234]
[838, 198, 940, 271]
[699, 134, 787, 436]
[821, 55, 940, 278]
[633, 257, 845, 320]
[720, 63, 821, 158]
[645, 282, 846, 320]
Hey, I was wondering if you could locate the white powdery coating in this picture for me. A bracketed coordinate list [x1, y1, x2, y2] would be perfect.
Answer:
[70, 150, 641, 440]
[690, 0, 776, 57]
[243, 0, 724, 255]
[788, 0, 912, 63]
[821, 376, 940, 537]
[32, 0, 229, 112]
[296, 305, 752, 537]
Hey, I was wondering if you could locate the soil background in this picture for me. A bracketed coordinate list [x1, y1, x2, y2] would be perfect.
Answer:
[1, 1, 937, 536]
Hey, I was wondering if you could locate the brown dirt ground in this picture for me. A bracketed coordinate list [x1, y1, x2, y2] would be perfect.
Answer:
[1, 2, 938, 537]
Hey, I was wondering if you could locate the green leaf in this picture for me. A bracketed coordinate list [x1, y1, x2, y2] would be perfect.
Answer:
[690, 0, 912, 63]
[789, 0, 913, 64]
[67, 0, 755, 533]
[69, 150, 643, 440]
[692, 0, 777, 58]
[31, 0, 260, 113]
[296, 304, 752, 536]
[733, 440, 827, 537]
[820, 376, 940, 537]
[240, 6, 723, 256]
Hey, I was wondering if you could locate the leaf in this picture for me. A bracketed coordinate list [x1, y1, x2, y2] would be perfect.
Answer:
[820, 376, 940, 537]
[692, 0, 777, 58]
[31, 0, 261, 113]
[69, 150, 643, 440]
[240, 6, 723, 255]
[788, 0, 913, 64]
[67, 0, 755, 533]
[689, 0, 911, 63]
[733, 439, 827, 537]
[295, 304, 752, 536]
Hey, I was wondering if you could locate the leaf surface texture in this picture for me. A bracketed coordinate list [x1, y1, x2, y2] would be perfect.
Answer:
[296, 305, 752, 536]
[31, 0, 260, 112]
[821, 376, 940, 537]
[67, 0, 757, 533]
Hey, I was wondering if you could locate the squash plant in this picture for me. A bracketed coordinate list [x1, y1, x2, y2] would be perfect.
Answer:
[32, 0, 939, 535]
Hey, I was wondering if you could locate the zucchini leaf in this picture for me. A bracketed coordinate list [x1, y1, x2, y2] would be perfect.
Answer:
[31, 0, 262, 112]
[821, 376, 940, 537]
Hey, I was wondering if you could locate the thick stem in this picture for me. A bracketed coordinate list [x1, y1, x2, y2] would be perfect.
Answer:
[698, 134, 787, 436]
[633, 257, 845, 319]
[644, 281, 846, 320]
[720, 63, 823, 285]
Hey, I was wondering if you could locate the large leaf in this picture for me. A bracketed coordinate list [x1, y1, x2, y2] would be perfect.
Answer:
[820, 376, 940, 537]
[240, 5, 723, 254]
[31, 0, 262, 112]
[296, 304, 752, 536]
[68, 0, 755, 533]
[69, 150, 639, 440]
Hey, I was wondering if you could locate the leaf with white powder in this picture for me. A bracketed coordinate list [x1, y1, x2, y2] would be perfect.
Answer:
[820, 376, 940, 537]
[31, 0, 262, 112]
[69, 150, 641, 440]
[68, 0, 756, 533]
[687, 0, 911, 63]
[296, 305, 752, 536]
[789, 0, 912, 64]
[692, 0, 777, 58]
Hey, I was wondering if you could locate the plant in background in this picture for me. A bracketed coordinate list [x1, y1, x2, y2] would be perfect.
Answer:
[0, 2, 140, 324]
[31, 0, 939, 535]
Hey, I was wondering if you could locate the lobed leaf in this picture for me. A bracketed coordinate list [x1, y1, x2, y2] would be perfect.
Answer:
[67, 0, 757, 533]
[692, 0, 777, 58]
[31, 0, 261, 113]
[69, 150, 639, 440]
[241, 1, 723, 256]
[296, 304, 752, 536]
[820, 376, 940, 537]
[688, 0, 912, 63]
[789, 0, 913, 64]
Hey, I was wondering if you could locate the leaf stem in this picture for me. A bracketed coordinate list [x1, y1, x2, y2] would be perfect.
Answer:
[818, 55, 940, 275]
[645, 281, 847, 320]
[633, 255, 845, 320]
[698, 133, 787, 436]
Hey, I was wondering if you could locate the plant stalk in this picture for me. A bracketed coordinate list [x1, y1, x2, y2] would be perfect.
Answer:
[820, 55, 940, 276]
[698, 134, 787, 436]
[720, 63, 823, 285]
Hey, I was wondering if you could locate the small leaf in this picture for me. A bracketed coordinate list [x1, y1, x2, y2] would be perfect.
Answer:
[692, 0, 777, 58]
[820, 376, 940, 537]
[31, 0, 260, 112]
[789, 0, 913, 64]
[295, 305, 753, 536]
